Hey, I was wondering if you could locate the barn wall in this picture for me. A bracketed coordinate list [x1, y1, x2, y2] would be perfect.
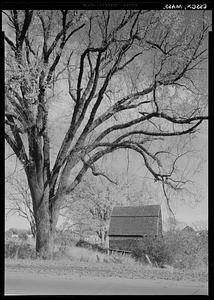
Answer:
[109, 236, 142, 251]
[158, 211, 163, 235]
[109, 216, 159, 236]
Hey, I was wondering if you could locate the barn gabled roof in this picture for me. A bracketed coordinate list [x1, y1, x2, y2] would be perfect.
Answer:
[109, 205, 161, 236]
[111, 205, 161, 217]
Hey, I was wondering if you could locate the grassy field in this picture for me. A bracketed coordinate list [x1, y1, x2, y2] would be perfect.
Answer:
[5, 246, 208, 283]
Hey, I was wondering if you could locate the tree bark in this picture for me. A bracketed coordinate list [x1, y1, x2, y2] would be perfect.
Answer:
[34, 197, 60, 259]
[27, 172, 60, 259]
[33, 188, 51, 259]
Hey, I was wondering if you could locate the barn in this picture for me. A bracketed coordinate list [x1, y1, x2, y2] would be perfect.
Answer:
[108, 205, 162, 251]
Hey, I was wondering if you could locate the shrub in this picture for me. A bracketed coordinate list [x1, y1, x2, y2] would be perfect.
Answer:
[164, 230, 208, 270]
[132, 236, 170, 266]
[5, 240, 36, 259]
[18, 232, 28, 242]
[17, 243, 37, 259]
[5, 240, 18, 258]
[76, 239, 93, 249]
[55, 230, 78, 248]
[91, 243, 108, 253]
[76, 239, 108, 254]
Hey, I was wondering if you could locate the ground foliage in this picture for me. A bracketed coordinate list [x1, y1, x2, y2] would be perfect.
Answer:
[5, 240, 37, 259]
[5, 228, 208, 272]
[132, 230, 208, 270]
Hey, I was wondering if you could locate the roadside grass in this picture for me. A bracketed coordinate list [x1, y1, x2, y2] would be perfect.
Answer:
[5, 245, 208, 283]
[61, 246, 137, 264]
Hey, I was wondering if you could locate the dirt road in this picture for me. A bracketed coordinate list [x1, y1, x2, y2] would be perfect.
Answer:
[5, 270, 208, 295]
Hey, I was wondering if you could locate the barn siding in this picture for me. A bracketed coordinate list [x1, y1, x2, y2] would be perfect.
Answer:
[109, 237, 142, 251]
[157, 210, 162, 235]
[109, 216, 159, 236]
[111, 205, 161, 217]
[108, 205, 163, 252]
[158, 213, 162, 235]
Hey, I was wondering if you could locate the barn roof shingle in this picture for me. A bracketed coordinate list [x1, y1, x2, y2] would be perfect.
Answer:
[109, 205, 161, 236]
[111, 205, 160, 217]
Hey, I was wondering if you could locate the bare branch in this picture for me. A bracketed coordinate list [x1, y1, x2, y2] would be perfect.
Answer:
[80, 157, 117, 185]
[4, 35, 16, 51]
[19, 10, 34, 47]
[162, 181, 175, 218]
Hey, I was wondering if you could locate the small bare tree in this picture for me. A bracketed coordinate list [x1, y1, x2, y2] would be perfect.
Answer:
[61, 175, 118, 246]
[6, 176, 36, 238]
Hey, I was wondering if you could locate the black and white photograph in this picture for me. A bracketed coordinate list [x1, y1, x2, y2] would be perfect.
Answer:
[3, 3, 211, 295]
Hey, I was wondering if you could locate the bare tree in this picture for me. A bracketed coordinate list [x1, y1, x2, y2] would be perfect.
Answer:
[62, 175, 121, 247]
[4, 10, 209, 258]
[6, 176, 36, 238]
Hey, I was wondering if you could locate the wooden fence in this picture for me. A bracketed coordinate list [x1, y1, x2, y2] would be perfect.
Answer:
[108, 248, 132, 255]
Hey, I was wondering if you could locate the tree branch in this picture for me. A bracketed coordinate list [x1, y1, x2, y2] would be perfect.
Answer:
[19, 10, 34, 47]
[4, 35, 16, 51]
[80, 157, 117, 184]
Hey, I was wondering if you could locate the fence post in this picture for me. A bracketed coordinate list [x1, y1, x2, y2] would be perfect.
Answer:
[145, 254, 153, 266]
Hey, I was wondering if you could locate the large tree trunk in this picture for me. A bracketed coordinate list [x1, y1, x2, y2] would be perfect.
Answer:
[28, 174, 60, 259]
[34, 197, 61, 259]
[34, 201, 52, 259]
[34, 200, 60, 259]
